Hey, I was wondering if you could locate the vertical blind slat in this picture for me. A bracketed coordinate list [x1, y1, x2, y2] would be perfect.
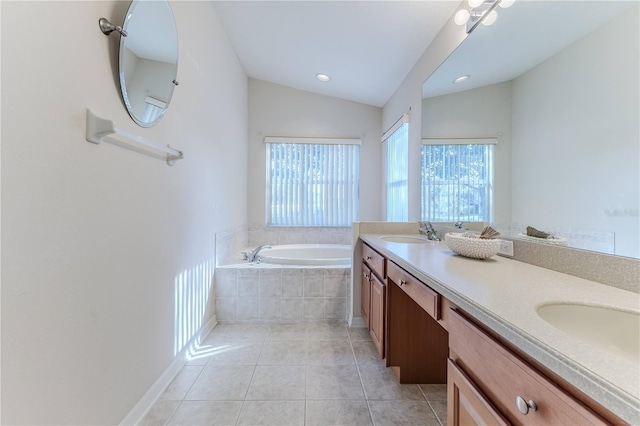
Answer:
[267, 143, 359, 226]
[386, 123, 409, 221]
[420, 144, 492, 222]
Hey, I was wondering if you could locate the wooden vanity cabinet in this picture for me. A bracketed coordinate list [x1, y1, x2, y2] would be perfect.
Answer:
[369, 273, 385, 356]
[448, 359, 509, 426]
[448, 309, 607, 426]
[386, 260, 448, 384]
[361, 264, 371, 328]
[361, 243, 386, 357]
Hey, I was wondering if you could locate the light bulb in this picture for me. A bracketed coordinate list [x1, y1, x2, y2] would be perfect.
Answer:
[468, 0, 484, 8]
[481, 10, 498, 25]
[499, 0, 515, 8]
[454, 9, 471, 25]
[453, 75, 470, 84]
[316, 73, 331, 82]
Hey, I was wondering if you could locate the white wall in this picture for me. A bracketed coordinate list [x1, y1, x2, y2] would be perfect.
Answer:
[511, 8, 639, 258]
[1, 1, 248, 424]
[247, 79, 383, 225]
[422, 81, 513, 225]
[382, 3, 467, 221]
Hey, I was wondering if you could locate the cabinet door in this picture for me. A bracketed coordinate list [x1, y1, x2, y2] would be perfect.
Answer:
[449, 310, 606, 425]
[370, 273, 385, 357]
[448, 359, 510, 426]
[361, 263, 371, 328]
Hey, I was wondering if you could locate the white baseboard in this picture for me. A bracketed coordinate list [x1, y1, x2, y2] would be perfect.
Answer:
[120, 316, 218, 425]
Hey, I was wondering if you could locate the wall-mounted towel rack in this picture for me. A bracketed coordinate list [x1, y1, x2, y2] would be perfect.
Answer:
[85, 108, 184, 166]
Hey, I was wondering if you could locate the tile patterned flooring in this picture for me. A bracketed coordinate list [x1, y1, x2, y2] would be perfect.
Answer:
[140, 322, 447, 425]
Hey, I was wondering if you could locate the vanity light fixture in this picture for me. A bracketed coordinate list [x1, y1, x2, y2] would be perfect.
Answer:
[316, 73, 331, 82]
[453, 75, 470, 84]
[481, 10, 498, 26]
[454, 0, 506, 34]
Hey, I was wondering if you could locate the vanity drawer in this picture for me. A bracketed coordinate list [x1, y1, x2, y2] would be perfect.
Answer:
[387, 261, 439, 320]
[449, 309, 606, 425]
[362, 243, 386, 280]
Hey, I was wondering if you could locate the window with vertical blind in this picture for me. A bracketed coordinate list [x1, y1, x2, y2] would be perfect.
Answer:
[421, 138, 495, 223]
[384, 117, 409, 221]
[265, 137, 360, 226]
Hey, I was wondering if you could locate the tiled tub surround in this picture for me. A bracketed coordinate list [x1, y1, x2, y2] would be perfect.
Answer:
[215, 265, 350, 322]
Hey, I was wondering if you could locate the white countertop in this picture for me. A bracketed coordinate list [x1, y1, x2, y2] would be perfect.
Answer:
[360, 234, 640, 424]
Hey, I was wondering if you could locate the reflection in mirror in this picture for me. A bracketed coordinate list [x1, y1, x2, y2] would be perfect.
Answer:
[421, 1, 639, 258]
[120, 0, 178, 127]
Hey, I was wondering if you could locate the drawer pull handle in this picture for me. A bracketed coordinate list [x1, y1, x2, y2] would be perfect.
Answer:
[366, 256, 372, 260]
[399, 279, 407, 286]
[515, 396, 537, 415]
[364, 274, 370, 279]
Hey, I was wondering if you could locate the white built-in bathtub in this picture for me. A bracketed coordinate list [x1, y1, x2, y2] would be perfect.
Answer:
[258, 244, 351, 266]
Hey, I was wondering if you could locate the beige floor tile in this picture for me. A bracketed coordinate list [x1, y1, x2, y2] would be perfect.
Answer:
[138, 400, 180, 426]
[185, 365, 254, 400]
[351, 340, 384, 366]
[307, 340, 355, 365]
[148, 321, 450, 426]
[307, 321, 349, 340]
[245, 365, 306, 400]
[185, 338, 223, 366]
[167, 401, 242, 425]
[213, 323, 270, 340]
[429, 399, 448, 426]
[359, 364, 424, 400]
[347, 327, 373, 341]
[258, 340, 308, 365]
[420, 383, 448, 400]
[305, 400, 373, 425]
[267, 322, 309, 340]
[306, 364, 365, 400]
[157, 366, 203, 401]
[236, 400, 305, 425]
[368, 400, 440, 425]
[202, 339, 263, 365]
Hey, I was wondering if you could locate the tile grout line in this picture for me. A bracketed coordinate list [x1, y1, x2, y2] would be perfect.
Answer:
[349, 328, 377, 426]
[235, 330, 266, 425]
[163, 347, 210, 425]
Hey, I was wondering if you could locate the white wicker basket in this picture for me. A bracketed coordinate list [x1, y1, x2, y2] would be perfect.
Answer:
[444, 232, 501, 260]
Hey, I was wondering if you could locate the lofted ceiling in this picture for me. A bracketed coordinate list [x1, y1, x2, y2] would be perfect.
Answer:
[210, 1, 461, 107]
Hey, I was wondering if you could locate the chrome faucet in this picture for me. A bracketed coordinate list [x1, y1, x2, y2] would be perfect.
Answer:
[418, 221, 440, 241]
[454, 221, 468, 230]
[244, 244, 272, 262]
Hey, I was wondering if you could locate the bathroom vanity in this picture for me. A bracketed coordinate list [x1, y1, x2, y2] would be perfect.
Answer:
[359, 236, 639, 425]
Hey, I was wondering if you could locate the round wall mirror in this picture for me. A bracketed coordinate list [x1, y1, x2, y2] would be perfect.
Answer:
[119, 0, 178, 127]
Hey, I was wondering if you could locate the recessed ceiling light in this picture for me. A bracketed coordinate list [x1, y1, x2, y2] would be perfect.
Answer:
[316, 73, 331, 82]
[453, 75, 470, 84]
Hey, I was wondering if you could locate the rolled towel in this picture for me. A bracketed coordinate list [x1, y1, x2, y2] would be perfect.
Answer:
[526, 226, 551, 239]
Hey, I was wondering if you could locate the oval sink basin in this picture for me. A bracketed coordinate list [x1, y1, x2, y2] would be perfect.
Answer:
[537, 304, 640, 363]
[380, 235, 431, 244]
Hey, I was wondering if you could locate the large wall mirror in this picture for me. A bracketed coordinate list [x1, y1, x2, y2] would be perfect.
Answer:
[421, 1, 639, 258]
[119, 0, 179, 127]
